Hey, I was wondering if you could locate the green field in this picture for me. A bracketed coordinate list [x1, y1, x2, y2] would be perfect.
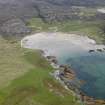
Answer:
[0, 36, 82, 105]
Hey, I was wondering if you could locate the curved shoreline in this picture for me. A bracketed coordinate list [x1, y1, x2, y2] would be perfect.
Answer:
[21, 32, 105, 105]
[44, 54, 105, 105]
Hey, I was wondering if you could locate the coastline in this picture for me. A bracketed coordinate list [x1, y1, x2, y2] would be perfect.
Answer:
[43, 53, 105, 105]
[21, 32, 105, 105]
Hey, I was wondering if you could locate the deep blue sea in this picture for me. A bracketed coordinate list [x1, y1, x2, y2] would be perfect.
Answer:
[57, 51, 105, 99]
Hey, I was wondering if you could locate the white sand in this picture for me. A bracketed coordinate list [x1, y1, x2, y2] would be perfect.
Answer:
[21, 32, 105, 57]
[97, 8, 105, 13]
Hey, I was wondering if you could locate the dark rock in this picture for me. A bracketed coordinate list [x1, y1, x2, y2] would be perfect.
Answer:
[46, 56, 58, 64]
[89, 50, 95, 53]
[46, 56, 56, 59]
[97, 49, 103, 52]
[0, 18, 31, 37]
[0, 0, 104, 24]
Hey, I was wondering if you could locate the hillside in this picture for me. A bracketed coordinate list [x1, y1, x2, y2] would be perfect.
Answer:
[0, 0, 105, 36]
[0, 1, 105, 105]
[0, 36, 81, 105]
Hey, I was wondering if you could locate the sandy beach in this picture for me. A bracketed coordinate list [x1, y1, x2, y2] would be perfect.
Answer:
[21, 32, 105, 57]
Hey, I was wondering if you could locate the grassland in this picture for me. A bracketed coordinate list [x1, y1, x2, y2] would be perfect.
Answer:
[0, 36, 82, 105]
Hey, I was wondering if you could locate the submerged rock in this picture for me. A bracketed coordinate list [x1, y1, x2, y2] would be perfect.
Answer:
[46, 56, 58, 64]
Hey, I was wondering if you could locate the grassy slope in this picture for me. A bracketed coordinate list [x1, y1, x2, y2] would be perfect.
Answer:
[0, 37, 81, 105]
[0, 37, 34, 88]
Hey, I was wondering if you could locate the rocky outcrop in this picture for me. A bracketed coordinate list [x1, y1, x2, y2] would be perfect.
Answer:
[46, 56, 58, 64]
[0, 0, 104, 23]
[0, 18, 31, 37]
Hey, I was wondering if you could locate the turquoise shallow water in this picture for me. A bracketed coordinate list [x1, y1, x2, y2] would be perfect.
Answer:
[57, 52, 105, 99]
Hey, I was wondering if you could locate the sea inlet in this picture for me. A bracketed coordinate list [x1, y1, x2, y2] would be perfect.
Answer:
[21, 32, 105, 99]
